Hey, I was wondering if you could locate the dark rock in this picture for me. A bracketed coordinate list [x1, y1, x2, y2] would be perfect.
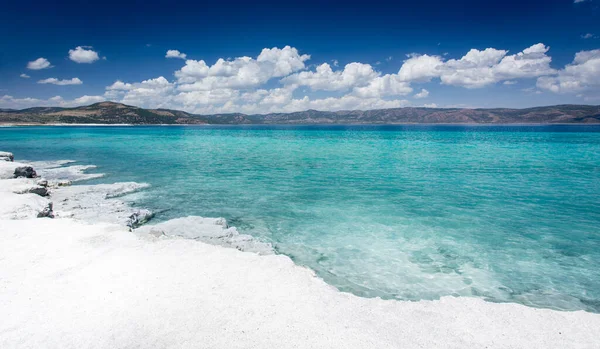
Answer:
[37, 202, 54, 218]
[27, 186, 49, 197]
[0, 151, 14, 162]
[14, 166, 37, 178]
[127, 209, 155, 229]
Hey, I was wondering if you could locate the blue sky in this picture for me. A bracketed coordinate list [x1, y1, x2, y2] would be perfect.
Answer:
[0, 0, 599, 113]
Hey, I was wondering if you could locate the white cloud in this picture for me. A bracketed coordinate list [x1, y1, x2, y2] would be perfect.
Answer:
[397, 54, 444, 82]
[581, 33, 596, 39]
[503, 80, 517, 85]
[175, 59, 210, 83]
[392, 44, 554, 89]
[352, 74, 412, 98]
[413, 89, 429, 99]
[69, 46, 100, 64]
[105, 76, 175, 108]
[282, 62, 379, 91]
[175, 46, 310, 90]
[27, 58, 52, 70]
[574, 0, 588, 3]
[166, 50, 187, 59]
[257, 46, 311, 76]
[106, 80, 133, 91]
[38, 77, 83, 86]
[68, 95, 105, 105]
[437, 44, 554, 88]
[20, 73, 30, 79]
[0, 94, 104, 109]
[537, 49, 600, 94]
[423, 103, 438, 108]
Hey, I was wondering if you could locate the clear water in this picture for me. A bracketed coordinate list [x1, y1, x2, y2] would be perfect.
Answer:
[2, 125, 600, 312]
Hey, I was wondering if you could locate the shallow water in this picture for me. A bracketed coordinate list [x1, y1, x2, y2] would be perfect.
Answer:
[2, 125, 600, 312]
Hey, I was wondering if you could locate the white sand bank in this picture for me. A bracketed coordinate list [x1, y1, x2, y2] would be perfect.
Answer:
[1, 153, 600, 349]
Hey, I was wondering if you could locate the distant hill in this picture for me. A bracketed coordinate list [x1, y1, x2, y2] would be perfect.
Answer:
[0, 102, 203, 125]
[1, 102, 599, 125]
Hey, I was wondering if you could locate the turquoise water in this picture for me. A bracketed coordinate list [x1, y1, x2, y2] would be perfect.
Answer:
[2, 125, 600, 312]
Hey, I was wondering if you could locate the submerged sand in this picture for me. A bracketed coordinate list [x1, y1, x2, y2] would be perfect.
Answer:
[1, 153, 599, 349]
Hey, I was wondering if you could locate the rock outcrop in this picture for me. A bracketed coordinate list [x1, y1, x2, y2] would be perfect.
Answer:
[0, 151, 14, 161]
[26, 186, 49, 196]
[14, 166, 37, 178]
[127, 209, 155, 229]
[37, 202, 54, 218]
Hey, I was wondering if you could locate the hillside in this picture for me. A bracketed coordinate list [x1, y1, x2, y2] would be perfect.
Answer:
[1, 102, 599, 125]
[0, 102, 205, 125]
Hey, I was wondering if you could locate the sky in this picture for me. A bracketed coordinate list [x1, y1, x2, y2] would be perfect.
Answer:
[0, 0, 599, 114]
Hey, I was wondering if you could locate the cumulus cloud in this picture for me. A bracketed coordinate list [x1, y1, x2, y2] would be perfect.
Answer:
[397, 54, 444, 82]
[391, 44, 554, 89]
[537, 49, 600, 94]
[166, 50, 187, 59]
[0, 94, 104, 109]
[174, 46, 310, 90]
[105, 76, 175, 108]
[437, 44, 554, 88]
[413, 89, 429, 99]
[581, 33, 597, 39]
[282, 62, 414, 99]
[352, 74, 412, 98]
[27, 58, 52, 70]
[69, 46, 100, 63]
[20, 73, 30, 79]
[106, 80, 133, 91]
[282, 62, 379, 91]
[38, 77, 83, 85]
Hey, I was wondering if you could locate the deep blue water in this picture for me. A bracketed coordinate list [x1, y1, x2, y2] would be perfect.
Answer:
[2, 125, 600, 312]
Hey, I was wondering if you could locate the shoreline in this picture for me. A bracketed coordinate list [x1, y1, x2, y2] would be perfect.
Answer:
[2, 122, 600, 127]
[1, 151, 600, 348]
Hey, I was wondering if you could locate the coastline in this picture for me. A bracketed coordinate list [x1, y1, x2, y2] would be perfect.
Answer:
[2, 122, 600, 127]
[1, 151, 600, 348]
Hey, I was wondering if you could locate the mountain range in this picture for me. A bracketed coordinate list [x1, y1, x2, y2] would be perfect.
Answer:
[1, 102, 599, 125]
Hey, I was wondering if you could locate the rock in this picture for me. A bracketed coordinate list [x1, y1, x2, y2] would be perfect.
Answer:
[37, 180, 48, 187]
[127, 209, 155, 229]
[27, 186, 49, 197]
[37, 202, 54, 218]
[14, 166, 37, 178]
[0, 151, 14, 162]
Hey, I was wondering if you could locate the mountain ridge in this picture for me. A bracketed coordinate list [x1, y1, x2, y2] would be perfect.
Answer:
[1, 101, 599, 125]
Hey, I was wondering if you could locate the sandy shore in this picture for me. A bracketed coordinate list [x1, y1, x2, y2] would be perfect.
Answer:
[1, 152, 599, 349]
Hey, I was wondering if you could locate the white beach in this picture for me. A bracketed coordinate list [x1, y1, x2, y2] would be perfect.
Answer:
[1, 153, 599, 349]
